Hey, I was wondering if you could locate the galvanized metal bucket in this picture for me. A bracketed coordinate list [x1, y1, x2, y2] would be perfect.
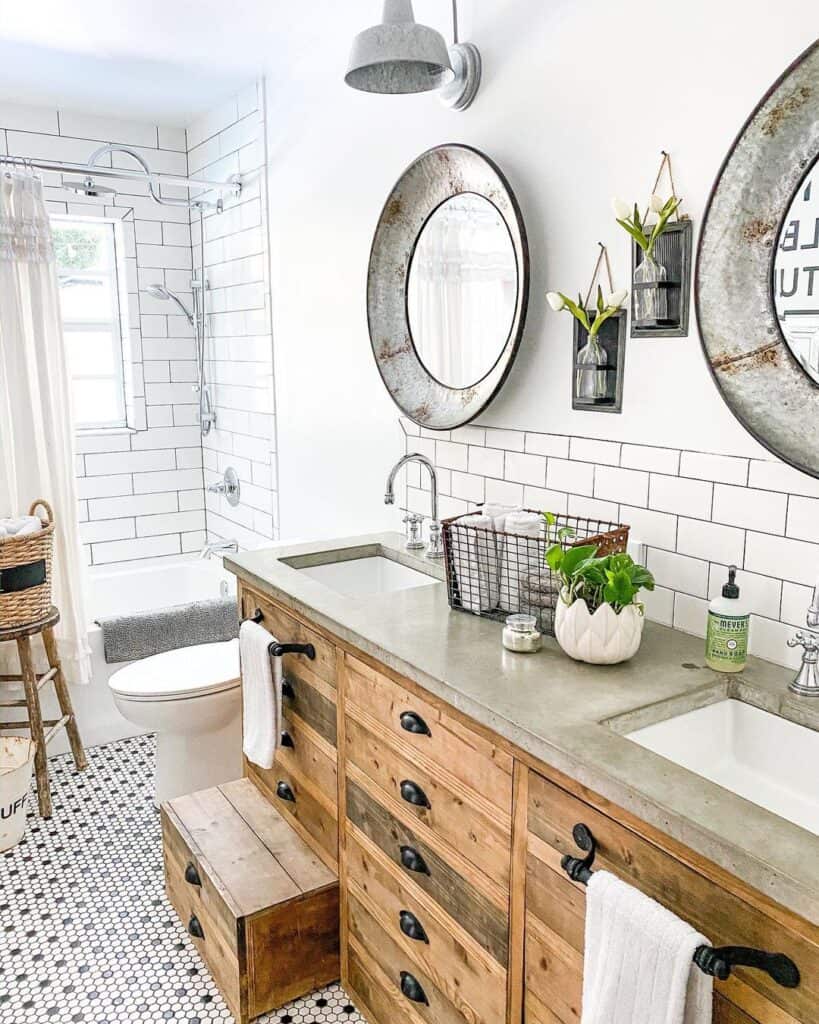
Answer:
[0, 737, 34, 851]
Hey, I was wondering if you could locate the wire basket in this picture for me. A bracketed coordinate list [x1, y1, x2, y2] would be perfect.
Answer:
[441, 510, 630, 636]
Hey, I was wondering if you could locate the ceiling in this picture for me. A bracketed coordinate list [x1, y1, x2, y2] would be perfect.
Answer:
[0, 1, 461, 125]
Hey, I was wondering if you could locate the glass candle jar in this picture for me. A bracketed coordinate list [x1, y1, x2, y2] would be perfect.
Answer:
[502, 614, 542, 653]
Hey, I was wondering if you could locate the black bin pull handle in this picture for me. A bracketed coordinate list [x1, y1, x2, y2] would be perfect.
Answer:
[281, 679, 295, 700]
[400, 780, 431, 809]
[269, 641, 316, 660]
[399, 910, 429, 944]
[400, 845, 430, 875]
[694, 946, 800, 988]
[184, 862, 202, 887]
[188, 915, 205, 940]
[400, 711, 431, 737]
[276, 781, 296, 803]
[399, 971, 428, 1005]
[280, 731, 294, 749]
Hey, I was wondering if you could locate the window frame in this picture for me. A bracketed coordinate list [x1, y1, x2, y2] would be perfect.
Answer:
[52, 214, 131, 433]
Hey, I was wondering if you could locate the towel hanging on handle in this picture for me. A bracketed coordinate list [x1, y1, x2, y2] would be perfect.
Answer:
[239, 620, 281, 770]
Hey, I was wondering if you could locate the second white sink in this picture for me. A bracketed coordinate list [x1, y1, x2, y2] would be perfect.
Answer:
[626, 699, 818, 835]
[297, 555, 438, 598]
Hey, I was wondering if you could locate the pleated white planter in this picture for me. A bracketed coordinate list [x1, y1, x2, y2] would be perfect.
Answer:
[554, 594, 645, 665]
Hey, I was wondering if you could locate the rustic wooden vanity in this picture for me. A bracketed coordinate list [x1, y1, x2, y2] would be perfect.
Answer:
[213, 566, 818, 1024]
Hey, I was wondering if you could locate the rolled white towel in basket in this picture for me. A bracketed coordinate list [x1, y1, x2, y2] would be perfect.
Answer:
[451, 513, 501, 613]
[0, 516, 43, 541]
[500, 510, 544, 612]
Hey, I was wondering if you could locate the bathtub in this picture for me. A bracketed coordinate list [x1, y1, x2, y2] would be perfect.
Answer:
[50, 557, 237, 755]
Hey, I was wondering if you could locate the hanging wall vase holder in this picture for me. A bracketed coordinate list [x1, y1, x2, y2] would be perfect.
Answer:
[572, 244, 627, 413]
[630, 151, 693, 339]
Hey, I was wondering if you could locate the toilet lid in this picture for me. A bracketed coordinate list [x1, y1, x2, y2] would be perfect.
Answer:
[108, 639, 240, 701]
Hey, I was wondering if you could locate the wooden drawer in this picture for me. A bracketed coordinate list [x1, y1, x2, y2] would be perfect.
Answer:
[240, 585, 337, 690]
[162, 779, 340, 1024]
[346, 773, 508, 968]
[348, 889, 483, 1024]
[343, 653, 513, 816]
[249, 761, 339, 871]
[277, 708, 337, 807]
[282, 660, 338, 749]
[526, 768, 819, 1024]
[346, 827, 507, 1024]
[345, 714, 511, 889]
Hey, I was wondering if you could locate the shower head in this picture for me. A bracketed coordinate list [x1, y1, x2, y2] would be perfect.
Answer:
[146, 283, 194, 325]
[63, 176, 117, 198]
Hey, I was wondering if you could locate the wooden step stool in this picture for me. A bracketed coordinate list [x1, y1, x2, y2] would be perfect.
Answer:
[162, 777, 340, 1024]
[0, 606, 87, 817]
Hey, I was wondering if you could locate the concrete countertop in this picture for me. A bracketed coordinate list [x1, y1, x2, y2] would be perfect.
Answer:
[226, 532, 819, 925]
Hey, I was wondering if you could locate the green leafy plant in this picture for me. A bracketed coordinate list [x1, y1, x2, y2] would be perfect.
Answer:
[545, 545, 655, 615]
[612, 194, 681, 259]
[546, 284, 627, 338]
[541, 511, 576, 546]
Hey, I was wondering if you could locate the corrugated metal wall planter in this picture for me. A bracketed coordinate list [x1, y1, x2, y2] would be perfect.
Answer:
[631, 219, 693, 338]
[572, 313, 627, 413]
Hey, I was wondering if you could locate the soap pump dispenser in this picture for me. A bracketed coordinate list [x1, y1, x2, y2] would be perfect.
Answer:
[705, 565, 749, 673]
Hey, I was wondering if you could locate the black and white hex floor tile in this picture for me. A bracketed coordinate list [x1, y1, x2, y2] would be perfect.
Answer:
[0, 735, 363, 1024]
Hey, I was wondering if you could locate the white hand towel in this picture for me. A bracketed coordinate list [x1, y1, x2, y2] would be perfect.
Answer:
[0, 515, 43, 540]
[452, 513, 500, 613]
[239, 620, 281, 770]
[582, 870, 713, 1024]
[500, 510, 544, 612]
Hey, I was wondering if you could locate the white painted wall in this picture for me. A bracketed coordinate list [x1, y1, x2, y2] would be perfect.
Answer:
[265, 0, 818, 541]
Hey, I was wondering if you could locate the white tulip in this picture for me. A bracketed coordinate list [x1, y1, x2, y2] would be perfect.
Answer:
[606, 289, 628, 308]
[612, 198, 631, 220]
[648, 193, 665, 214]
[546, 291, 565, 312]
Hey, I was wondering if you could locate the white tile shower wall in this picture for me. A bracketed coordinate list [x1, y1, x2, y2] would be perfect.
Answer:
[1, 103, 205, 565]
[401, 420, 819, 672]
[187, 83, 278, 548]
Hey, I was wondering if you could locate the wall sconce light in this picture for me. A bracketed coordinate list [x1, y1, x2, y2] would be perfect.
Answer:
[345, 0, 482, 111]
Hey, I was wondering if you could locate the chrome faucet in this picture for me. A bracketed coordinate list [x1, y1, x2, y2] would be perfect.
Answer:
[384, 453, 443, 558]
[200, 539, 239, 560]
[787, 583, 819, 696]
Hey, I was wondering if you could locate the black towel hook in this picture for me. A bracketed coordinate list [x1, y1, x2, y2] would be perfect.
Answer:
[561, 823, 800, 989]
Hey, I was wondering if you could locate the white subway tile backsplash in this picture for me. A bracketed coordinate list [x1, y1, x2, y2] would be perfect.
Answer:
[485, 427, 524, 451]
[712, 483, 788, 534]
[505, 451, 547, 487]
[619, 505, 677, 550]
[594, 465, 648, 506]
[570, 437, 620, 466]
[649, 474, 712, 520]
[568, 494, 619, 521]
[647, 548, 709, 598]
[748, 459, 819, 499]
[676, 517, 744, 566]
[75, 475, 133, 500]
[780, 581, 814, 627]
[92, 534, 181, 564]
[621, 444, 680, 475]
[547, 458, 594, 497]
[88, 492, 178, 520]
[673, 593, 709, 637]
[786, 495, 819, 543]
[84, 449, 175, 476]
[745, 531, 819, 587]
[468, 445, 504, 479]
[451, 472, 485, 503]
[485, 478, 524, 506]
[524, 432, 569, 458]
[523, 486, 568, 514]
[136, 510, 206, 537]
[642, 586, 675, 627]
[679, 451, 749, 485]
[748, 615, 802, 671]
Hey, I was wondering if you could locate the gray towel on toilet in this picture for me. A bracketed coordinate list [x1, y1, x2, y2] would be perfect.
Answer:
[97, 598, 239, 664]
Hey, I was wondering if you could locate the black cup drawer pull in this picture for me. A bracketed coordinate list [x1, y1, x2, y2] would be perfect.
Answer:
[400, 711, 431, 736]
[188, 915, 205, 940]
[184, 862, 202, 887]
[280, 731, 294, 748]
[400, 845, 430, 875]
[399, 971, 428, 1005]
[399, 780, 431, 809]
[399, 910, 429, 944]
[281, 679, 295, 700]
[276, 781, 296, 802]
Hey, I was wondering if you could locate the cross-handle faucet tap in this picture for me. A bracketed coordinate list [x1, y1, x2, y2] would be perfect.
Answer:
[384, 453, 443, 558]
[787, 582, 819, 696]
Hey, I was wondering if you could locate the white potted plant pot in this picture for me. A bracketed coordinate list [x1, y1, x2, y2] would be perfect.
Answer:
[554, 593, 645, 665]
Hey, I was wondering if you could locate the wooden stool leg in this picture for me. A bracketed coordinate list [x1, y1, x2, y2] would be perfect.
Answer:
[17, 635, 51, 818]
[42, 627, 88, 772]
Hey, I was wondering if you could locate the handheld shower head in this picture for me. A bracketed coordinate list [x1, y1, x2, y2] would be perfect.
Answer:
[146, 283, 195, 325]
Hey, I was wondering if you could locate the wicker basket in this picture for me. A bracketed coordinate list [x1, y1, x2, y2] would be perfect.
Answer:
[0, 500, 55, 629]
[441, 509, 630, 636]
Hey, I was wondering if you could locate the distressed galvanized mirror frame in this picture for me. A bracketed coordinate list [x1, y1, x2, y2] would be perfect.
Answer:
[697, 40, 819, 477]
[368, 144, 529, 429]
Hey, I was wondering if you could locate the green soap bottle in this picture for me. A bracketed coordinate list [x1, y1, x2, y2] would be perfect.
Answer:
[705, 565, 749, 673]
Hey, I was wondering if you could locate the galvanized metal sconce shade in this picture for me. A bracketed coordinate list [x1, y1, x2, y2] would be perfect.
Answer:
[346, 0, 481, 110]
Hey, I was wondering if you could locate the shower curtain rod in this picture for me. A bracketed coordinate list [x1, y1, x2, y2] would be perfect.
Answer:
[1, 153, 242, 197]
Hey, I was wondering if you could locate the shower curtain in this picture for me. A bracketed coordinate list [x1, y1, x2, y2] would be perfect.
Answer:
[0, 169, 91, 684]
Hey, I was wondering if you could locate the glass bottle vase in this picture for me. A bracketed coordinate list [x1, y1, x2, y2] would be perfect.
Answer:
[575, 333, 608, 402]
[633, 252, 668, 324]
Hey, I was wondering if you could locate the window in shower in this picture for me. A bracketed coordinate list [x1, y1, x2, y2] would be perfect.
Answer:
[53, 216, 131, 431]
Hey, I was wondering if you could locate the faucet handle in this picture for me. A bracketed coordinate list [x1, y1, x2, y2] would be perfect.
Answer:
[788, 631, 819, 652]
[403, 513, 425, 551]
[426, 520, 444, 560]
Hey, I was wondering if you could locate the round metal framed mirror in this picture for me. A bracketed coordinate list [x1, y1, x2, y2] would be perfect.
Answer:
[368, 144, 529, 430]
[697, 41, 819, 477]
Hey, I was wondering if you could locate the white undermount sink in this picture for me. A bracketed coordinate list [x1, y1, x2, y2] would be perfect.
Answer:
[297, 555, 438, 598]
[626, 699, 819, 835]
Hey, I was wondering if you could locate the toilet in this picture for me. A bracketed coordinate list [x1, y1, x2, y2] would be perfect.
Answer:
[109, 639, 242, 806]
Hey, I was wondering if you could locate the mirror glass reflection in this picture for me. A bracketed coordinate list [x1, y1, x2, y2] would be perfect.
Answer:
[774, 155, 819, 384]
[407, 193, 517, 389]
